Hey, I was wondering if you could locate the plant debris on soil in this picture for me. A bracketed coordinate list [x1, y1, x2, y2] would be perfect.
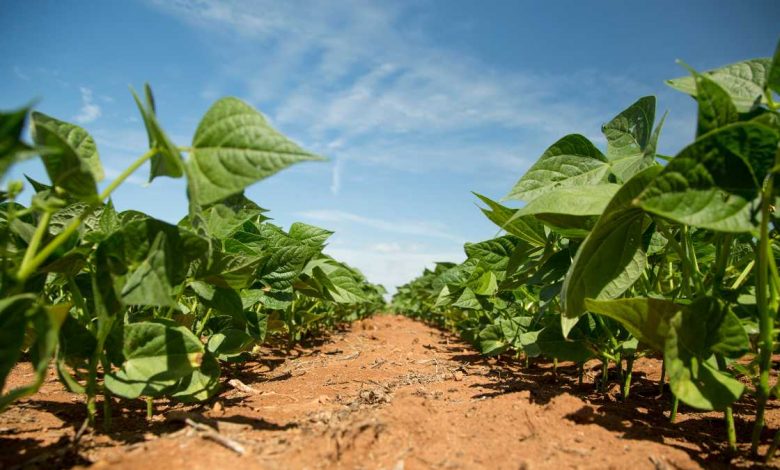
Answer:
[2, 314, 779, 470]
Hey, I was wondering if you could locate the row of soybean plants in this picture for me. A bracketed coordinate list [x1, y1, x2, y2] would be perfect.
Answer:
[0, 85, 386, 428]
[393, 43, 780, 458]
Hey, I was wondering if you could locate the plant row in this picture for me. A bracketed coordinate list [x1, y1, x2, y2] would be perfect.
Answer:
[393, 42, 780, 458]
[0, 85, 385, 427]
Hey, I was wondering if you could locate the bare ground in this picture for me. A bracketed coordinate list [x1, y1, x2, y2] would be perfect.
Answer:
[2, 314, 780, 470]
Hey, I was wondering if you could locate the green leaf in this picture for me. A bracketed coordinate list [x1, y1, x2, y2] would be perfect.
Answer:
[667, 58, 772, 112]
[168, 351, 221, 403]
[464, 235, 523, 273]
[452, 287, 481, 310]
[104, 321, 205, 399]
[0, 106, 35, 179]
[691, 69, 739, 137]
[476, 324, 508, 356]
[206, 329, 254, 361]
[0, 295, 35, 394]
[254, 224, 321, 290]
[30, 112, 103, 201]
[474, 193, 547, 246]
[120, 232, 176, 307]
[310, 259, 369, 304]
[131, 84, 184, 181]
[511, 184, 620, 238]
[505, 134, 608, 202]
[187, 97, 325, 206]
[637, 123, 779, 233]
[603, 96, 655, 160]
[289, 222, 333, 249]
[584, 297, 680, 352]
[0, 302, 68, 411]
[664, 298, 748, 411]
[602, 97, 658, 182]
[533, 324, 594, 363]
[769, 39, 780, 95]
[561, 167, 659, 329]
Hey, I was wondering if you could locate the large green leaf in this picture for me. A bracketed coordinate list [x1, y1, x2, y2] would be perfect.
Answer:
[104, 321, 205, 399]
[309, 259, 369, 304]
[602, 96, 660, 182]
[667, 58, 772, 112]
[584, 297, 680, 352]
[464, 235, 523, 273]
[637, 123, 779, 233]
[561, 167, 659, 332]
[505, 134, 608, 202]
[255, 224, 321, 290]
[474, 193, 547, 246]
[664, 297, 748, 411]
[511, 184, 620, 237]
[131, 84, 184, 181]
[187, 97, 324, 206]
[30, 112, 103, 201]
[690, 70, 739, 137]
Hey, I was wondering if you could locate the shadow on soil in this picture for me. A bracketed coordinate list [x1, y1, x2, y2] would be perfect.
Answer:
[434, 328, 776, 470]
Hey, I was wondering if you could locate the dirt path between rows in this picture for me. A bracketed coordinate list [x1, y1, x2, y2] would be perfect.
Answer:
[2, 314, 779, 469]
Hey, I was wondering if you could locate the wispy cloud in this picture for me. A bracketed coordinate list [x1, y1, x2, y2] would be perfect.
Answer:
[145, 1, 657, 174]
[12, 66, 29, 81]
[295, 209, 466, 244]
[74, 87, 101, 124]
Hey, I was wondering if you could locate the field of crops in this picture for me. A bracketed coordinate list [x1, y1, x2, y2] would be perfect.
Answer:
[1, 28, 780, 470]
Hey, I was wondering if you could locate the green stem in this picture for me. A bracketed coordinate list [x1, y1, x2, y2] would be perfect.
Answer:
[146, 397, 154, 419]
[19, 211, 52, 274]
[98, 149, 156, 201]
[101, 355, 112, 431]
[670, 395, 679, 423]
[195, 308, 214, 338]
[622, 355, 634, 400]
[716, 355, 737, 452]
[752, 174, 774, 455]
[15, 149, 156, 282]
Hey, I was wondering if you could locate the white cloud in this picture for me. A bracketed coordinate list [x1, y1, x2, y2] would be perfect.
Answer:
[145, 1, 655, 173]
[325, 245, 465, 296]
[74, 87, 102, 124]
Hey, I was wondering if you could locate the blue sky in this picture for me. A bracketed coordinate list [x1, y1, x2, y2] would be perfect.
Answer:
[1, 1, 778, 293]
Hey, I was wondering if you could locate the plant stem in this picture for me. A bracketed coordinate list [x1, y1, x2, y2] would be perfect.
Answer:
[15, 148, 156, 282]
[716, 355, 737, 452]
[659, 358, 666, 396]
[752, 174, 774, 455]
[146, 397, 154, 419]
[19, 211, 52, 274]
[670, 395, 679, 423]
[622, 354, 634, 400]
[195, 308, 214, 338]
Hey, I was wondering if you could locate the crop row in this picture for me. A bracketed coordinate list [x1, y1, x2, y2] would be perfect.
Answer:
[0, 85, 385, 428]
[393, 42, 780, 459]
